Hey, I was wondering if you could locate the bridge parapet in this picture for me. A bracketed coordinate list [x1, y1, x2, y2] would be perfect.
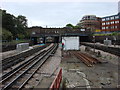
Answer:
[28, 27, 92, 37]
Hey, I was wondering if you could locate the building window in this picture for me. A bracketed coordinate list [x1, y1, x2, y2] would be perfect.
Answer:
[111, 21, 114, 24]
[115, 21, 119, 23]
[111, 26, 114, 29]
[115, 16, 119, 19]
[106, 18, 109, 20]
[32, 32, 36, 34]
[110, 17, 114, 20]
[102, 27, 105, 29]
[106, 26, 109, 29]
[115, 26, 117, 28]
[106, 22, 110, 25]
[102, 18, 105, 21]
[102, 23, 105, 25]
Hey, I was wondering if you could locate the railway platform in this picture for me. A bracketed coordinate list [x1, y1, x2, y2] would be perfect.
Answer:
[81, 42, 120, 57]
[0, 44, 45, 60]
[82, 42, 120, 48]
[1, 43, 61, 89]
[29, 45, 62, 89]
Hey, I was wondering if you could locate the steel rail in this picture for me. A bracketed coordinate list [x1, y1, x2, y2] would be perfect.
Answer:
[1, 45, 48, 81]
[18, 44, 58, 90]
[78, 53, 95, 64]
[1, 44, 57, 90]
[72, 51, 101, 67]
[72, 52, 92, 67]
[84, 53, 101, 63]
[2, 44, 49, 70]
[0, 49, 46, 83]
[1, 44, 53, 89]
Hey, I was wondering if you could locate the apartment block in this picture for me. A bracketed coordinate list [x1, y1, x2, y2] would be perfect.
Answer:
[101, 13, 120, 33]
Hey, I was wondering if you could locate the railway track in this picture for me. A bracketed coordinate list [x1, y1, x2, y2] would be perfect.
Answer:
[81, 42, 120, 57]
[72, 51, 101, 67]
[0, 43, 58, 90]
[2, 44, 49, 71]
[1, 44, 50, 79]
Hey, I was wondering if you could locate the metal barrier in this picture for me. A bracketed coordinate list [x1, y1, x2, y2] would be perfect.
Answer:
[50, 68, 62, 90]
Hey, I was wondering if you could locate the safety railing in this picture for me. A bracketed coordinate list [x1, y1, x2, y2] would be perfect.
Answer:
[49, 68, 62, 90]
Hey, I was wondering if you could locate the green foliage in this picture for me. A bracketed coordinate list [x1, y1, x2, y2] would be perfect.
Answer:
[76, 23, 82, 28]
[111, 32, 118, 36]
[2, 28, 13, 41]
[17, 15, 27, 28]
[65, 23, 81, 29]
[66, 24, 74, 28]
[17, 34, 25, 39]
[74, 25, 81, 29]
[1, 9, 29, 39]
[94, 32, 120, 36]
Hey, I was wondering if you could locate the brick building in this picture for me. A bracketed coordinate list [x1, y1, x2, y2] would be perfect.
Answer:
[101, 13, 120, 33]
[77, 15, 101, 32]
[101, 1, 120, 33]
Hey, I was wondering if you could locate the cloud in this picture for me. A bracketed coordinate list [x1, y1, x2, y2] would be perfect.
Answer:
[2, 0, 120, 2]
[1, 2, 118, 27]
[28, 19, 48, 27]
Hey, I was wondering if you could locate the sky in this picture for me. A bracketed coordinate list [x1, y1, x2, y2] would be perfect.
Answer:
[1, 0, 120, 28]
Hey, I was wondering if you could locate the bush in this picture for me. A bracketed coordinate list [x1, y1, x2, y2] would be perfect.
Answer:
[17, 34, 25, 39]
[2, 28, 13, 41]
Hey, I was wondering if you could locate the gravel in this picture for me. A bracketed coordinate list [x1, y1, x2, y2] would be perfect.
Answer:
[60, 45, 119, 89]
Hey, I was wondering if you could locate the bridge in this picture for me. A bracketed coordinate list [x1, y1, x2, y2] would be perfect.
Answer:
[27, 27, 92, 44]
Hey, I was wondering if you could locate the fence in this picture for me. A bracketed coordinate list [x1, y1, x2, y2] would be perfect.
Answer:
[50, 68, 62, 90]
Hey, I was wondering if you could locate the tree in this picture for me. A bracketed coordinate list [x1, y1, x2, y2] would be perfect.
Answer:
[65, 23, 82, 29]
[16, 15, 27, 28]
[1, 9, 28, 39]
[111, 32, 118, 36]
[74, 25, 81, 29]
[17, 34, 25, 39]
[15, 15, 28, 37]
[76, 22, 82, 28]
[2, 10, 16, 37]
[2, 28, 13, 41]
[65, 24, 74, 28]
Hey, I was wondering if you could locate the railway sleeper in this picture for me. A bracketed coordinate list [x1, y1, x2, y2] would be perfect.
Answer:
[1, 44, 57, 90]
[73, 52, 92, 67]
[2, 58, 25, 70]
[78, 53, 96, 64]
[81, 53, 98, 63]
[78, 52, 102, 64]
[76, 52, 93, 65]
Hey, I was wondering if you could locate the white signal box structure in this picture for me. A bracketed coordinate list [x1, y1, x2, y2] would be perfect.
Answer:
[62, 36, 80, 50]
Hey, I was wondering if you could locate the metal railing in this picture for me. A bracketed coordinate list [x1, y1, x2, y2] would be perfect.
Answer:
[50, 68, 62, 90]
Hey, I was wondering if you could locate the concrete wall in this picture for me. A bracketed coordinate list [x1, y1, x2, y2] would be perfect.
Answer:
[16, 43, 29, 53]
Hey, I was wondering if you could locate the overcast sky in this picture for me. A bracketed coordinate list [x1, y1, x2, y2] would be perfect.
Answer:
[1, 0, 119, 27]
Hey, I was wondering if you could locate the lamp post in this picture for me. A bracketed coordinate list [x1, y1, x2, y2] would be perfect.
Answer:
[113, 36, 116, 47]
[93, 36, 95, 53]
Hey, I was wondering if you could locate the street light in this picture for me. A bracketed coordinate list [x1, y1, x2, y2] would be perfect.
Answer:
[93, 36, 95, 53]
[113, 36, 116, 47]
